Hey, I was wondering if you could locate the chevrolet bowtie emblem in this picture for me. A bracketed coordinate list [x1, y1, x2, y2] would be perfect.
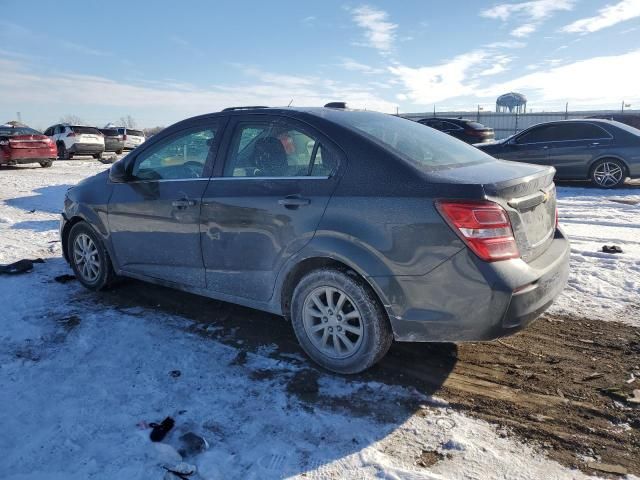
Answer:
[541, 190, 549, 203]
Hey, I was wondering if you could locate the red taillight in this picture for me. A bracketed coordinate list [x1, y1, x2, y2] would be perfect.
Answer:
[436, 200, 520, 262]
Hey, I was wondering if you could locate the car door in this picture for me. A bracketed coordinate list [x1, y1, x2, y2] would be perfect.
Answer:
[497, 124, 556, 165]
[107, 118, 226, 287]
[199, 115, 343, 302]
[546, 123, 613, 178]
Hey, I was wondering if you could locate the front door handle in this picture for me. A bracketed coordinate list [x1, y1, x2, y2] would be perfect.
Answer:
[172, 198, 196, 209]
[278, 196, 311, 209]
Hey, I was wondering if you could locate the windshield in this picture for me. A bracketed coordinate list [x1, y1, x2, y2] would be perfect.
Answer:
[0, 127, 41, 136]
[325, 110, 492, 170]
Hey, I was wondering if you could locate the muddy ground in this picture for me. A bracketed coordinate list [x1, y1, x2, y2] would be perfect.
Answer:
[98, 280, 640, 477]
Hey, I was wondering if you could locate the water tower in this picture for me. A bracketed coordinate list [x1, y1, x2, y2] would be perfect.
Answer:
[496, 92, 527, 113]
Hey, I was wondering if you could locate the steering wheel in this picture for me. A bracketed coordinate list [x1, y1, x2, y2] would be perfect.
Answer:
[182, 161, 203, 178]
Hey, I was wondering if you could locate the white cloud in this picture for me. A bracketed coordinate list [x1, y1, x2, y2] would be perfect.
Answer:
[338, 58, 384, 74]
[388, 51, 489, 104]
[561, 0, 640, 34]
[0, 56, 396, 125]
[349, 5, 397, 53]
[478, 56, 512, 76]
[477, 49, 640, 106]
[481, 0, 575, 37]
[511, 24, 536, 37]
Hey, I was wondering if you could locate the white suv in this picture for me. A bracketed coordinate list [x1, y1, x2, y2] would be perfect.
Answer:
[44, 124, 105, 160]
[116, 127, 146, 150]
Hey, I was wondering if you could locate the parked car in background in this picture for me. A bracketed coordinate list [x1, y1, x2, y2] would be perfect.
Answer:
[417, 117, 495, 144]
[116, 128, 146, 150]
[44, 124, 105, 160]
[60, 105, 569, 374]
[587, 113, 640, 130]
[0, 124, 56, 167]
[100, 128, 125, 154]
[475, 119, 640, 188]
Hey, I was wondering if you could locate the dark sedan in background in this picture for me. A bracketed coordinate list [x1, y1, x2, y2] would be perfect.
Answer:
[60, 105, 569, 374]
[476, 119, 640, 188]
[100, 128, 125, 155]
[417, 117, 495, 144]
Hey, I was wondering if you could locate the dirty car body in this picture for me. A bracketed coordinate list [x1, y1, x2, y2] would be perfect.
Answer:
[61, 107, 570, 371]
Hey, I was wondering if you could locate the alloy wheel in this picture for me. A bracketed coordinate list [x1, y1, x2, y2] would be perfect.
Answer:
[593, 161, 623, 187]
[73, 233, 101, 282]
[302, 286, 364, 359]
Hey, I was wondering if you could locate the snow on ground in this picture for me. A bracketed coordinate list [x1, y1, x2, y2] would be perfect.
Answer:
[550, 182, 640, 327]
[1, 159, 638, 479]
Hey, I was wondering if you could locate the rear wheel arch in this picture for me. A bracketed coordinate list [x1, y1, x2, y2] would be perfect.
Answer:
[279, 256, 390, 325]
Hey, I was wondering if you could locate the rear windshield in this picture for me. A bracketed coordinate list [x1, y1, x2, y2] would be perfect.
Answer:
[0, 127, 41, 136]
[71, 126, 102, 135]
[127, 129, 144, 137]
[326, 111, 491, 170]
[100, 129, 120, 136]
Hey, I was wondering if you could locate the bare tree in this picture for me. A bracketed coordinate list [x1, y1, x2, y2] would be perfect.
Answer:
[59, 114, 86, 125]
[118, 115, 137, 128]
[143, 126, 165, 137]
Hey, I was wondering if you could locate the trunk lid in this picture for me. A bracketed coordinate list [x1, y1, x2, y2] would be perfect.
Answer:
[8, 134, 52, 149]
[430, 159, 557, 262]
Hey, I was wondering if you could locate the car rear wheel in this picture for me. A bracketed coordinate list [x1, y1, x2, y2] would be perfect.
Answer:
[291, 269, 393, 374]
[591, 158, 626, 188]
[116, 149, 123, 155]
[39, 160, 53, 168]
[68, 222, 116, 291]
[93, 152, 103, 160]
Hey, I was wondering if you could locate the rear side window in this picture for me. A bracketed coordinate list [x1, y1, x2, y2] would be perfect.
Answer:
[224, 119, 336, 177]
[553, 123, 610, 140]
[329, 111, 491, 170]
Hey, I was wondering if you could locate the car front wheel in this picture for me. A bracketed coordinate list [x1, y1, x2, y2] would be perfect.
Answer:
[39, 160, 53, 168]
[68, 222, 115, 290]
[291, 269, 393, 374]
[591, 158, 626, 188]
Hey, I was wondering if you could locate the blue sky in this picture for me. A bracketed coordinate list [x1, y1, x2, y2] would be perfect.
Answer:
[1, 0, 639, 128]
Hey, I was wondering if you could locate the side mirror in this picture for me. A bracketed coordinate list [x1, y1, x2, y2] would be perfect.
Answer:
[109, 159, 130, 183]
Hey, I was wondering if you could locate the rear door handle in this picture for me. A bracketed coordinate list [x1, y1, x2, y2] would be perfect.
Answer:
[172, 199, 196, 209]
[278, 196, 310, 208]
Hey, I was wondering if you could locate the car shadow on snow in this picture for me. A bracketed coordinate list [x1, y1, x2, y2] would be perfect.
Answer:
[10, 219, 61, 232]
[92, 278, 458, 475]
[4, 184, 73, 214]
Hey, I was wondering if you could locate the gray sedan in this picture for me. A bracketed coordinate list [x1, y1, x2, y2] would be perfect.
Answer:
[476, 119, 640, 188]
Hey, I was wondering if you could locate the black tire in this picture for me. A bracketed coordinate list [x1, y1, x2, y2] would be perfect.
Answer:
[290, 268, 393, 374]
[39, 160, 53, 168]
[590, 158, 626, 188]
[67, 222, 116, 291]
[93, 152, 103, 160]
[116, 149, 123, 155]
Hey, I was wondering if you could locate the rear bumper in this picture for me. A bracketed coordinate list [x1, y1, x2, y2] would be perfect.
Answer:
[104, 140, 125, 152]
[69, 143, 104, 155]
[372, 227, 570, 342]
[0, 156, 55, 165]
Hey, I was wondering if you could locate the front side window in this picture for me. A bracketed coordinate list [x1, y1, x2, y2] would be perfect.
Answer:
[224, 120, 336, 177]
[515, 125, 557, 144]
[131, 126, 217, 181]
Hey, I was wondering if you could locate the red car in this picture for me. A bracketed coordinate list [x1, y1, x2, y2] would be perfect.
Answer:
[0, 125, 57, 168]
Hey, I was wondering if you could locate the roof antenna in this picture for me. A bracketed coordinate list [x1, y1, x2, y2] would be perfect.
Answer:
[288, 98, 294, 107]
